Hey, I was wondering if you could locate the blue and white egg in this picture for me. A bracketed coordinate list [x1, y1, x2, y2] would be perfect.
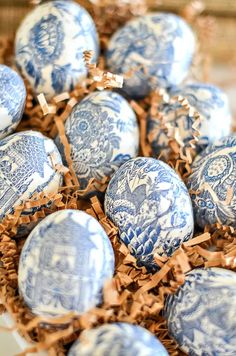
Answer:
[187, 135, 236, 228]
[0, 65, 26, 139]
[18, 209, 115, 317]
[68, 323, 168, 356]
[165, 267, 236, 355]
[15, 0, 99, 99]
[147, 83, 232, 157]
[0, 130, 62, 219]
[56, 90, 139, 190]
[104, 157, 194, 272]
[106, 13, 195, 98]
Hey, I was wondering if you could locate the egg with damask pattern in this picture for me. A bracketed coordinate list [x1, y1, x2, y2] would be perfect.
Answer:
[106, 13, 195, 98]
[104, 157, 194, 272]
[165, 268, 236, 355]
[0, 130, 62, 219]
[15, 0, 99, 99]
[18, 209, 115, 317]
[68, 323, 168, 356]
[0, 65, 26, 139]
[55, 90, 139, 190]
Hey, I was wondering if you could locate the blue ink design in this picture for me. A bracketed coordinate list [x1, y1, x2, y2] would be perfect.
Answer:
[55, 90, 139, 190]
[68, 323, 168, 356]
[18, 209, 115, 317]
[106, 13, 195, 98]
[0, 65, 26, 138]
[104, 157, 194, 272]
[165, 267, 236, 356]
[187, 135, 236, 228]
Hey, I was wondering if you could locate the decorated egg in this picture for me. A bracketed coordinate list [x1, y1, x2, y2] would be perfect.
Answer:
[0, 131, 62, 219]
[68, 323, 168, 356]
[0, 65, 26, 139]
[56, 90, 139, 190]
[165, 267, 236, 355]
[15, 0, 99, 99]
[187, 135, 236, 228]
[106, 13, 195, 98]
[104, 157, 194, 272]
[147, 83, 232, 157]
[18, 209, 115, 317]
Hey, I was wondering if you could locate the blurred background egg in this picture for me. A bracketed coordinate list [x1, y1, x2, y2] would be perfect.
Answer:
[147, 83, 232, 157]
[55, 90, 139, 190]
[106, 13, 195, 98]
[104, 157, 194, 272]
[68, 323, 168, 356]
[0, 130, 62, 219]
[165, 267, 236, 355]
[15, 0, 99, 99]
[18, 209, 115, 317]
[187, 135, 236, 228]
[0, 64, 26, 139]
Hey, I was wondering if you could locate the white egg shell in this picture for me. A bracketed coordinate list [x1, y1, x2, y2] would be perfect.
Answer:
[147, 83, 232, 157]
[0, 65, 26, 139]
[55, 90, 139, 190]
[15, 0, 99, 99]
[18, 209, 115, 317]
[106, 13, 195, 98]
[68, 323, 168, 356]
[0, 130, 62, 219]
[187, 135, 236, 228]
[165, 267, 236, 355]
[104, 157, 194, 272]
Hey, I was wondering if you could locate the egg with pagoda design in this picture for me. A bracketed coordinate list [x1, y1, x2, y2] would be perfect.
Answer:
[106, 13, 195, 98]
[18, 209, 115, 317]
[68, 323, 168, 356]
[15, 0, 99, 99]
[105, 157, 194, 272]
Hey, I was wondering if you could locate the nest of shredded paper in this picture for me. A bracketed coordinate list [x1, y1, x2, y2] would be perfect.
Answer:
[0, 1, 235, 355]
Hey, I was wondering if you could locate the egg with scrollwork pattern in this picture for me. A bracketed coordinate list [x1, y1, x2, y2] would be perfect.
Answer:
[55, 90, 139, 190]
[165, 267, 236, 355]
[0, 65, 26, 139]
[15, 0, 99, 99]
[18, 209, 115, 317]
[147, 83, 232, 157]
[104, 157, 194, 272]
[68, 323, 168, 356]
[187, 135, 236, 228]
[0, 130, 62, 219]
[106, 13, 195, 98]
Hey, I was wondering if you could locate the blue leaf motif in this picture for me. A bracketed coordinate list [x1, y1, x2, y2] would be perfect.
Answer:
[51, 65, 71, 93]
[25, 60, 35, 78]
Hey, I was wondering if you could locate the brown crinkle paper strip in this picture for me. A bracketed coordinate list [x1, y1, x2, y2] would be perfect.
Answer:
[0, 0, 235, 355]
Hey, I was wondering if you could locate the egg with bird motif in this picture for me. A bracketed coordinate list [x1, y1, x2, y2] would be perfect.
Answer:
[15, 0, 99, 99]
[106, 13, 195, 98]
[105, 157, 194, 272]
[18, 209, 115, 317]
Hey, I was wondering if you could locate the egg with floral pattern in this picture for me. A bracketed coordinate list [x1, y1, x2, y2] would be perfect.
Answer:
[55, 90, 139, 190]
[147, 83, 232, 157]
[106, 13, 195, 98]
[104, 157, 194, 272]
[15, 0, 99, 99]
[187, 135, 236, 228]
[68, 323, 168, 356]
[0, 130, 62, 219]
[18, 209, 115, 317]
[0, 65, 26, 139]
[165, 268, 236, 355]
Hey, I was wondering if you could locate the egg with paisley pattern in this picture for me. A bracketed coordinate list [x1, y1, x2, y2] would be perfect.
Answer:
[165, 268, 236, 355]
[187, 135, 236, 228]
[104, 157, 194, 272]
[15, 0, 99, 99]
[18, 209, 115, 317]
[68, 323, 168, 356]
